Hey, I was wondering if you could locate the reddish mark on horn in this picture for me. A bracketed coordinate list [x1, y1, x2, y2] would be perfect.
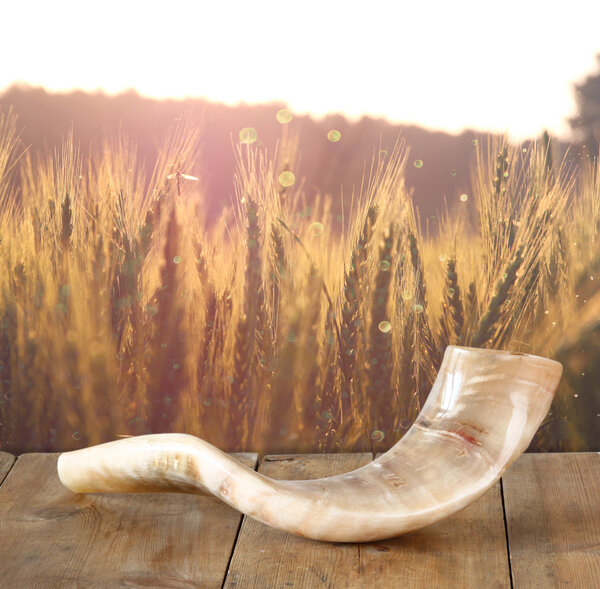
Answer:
[448, 428, 481, 446]
[219, 480, 231, 497]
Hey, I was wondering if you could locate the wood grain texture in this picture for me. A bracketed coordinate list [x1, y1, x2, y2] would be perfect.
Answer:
[226, 453, 510, 588]
[0, 451, 15, 487]
[1, 451, 597, 588]
[355, 454, 511, 588]
[503, 452, 600, 589]
[0, 451, 257, 588]
[223, 453, 373, 588]
[358, 482, 510, 588]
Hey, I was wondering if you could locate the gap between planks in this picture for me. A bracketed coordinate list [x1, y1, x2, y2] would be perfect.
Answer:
[1, 451, 597, 588]
[224, 452, 511, 588]
[0, 451, 16, 487]
[0, 451, 258, 589]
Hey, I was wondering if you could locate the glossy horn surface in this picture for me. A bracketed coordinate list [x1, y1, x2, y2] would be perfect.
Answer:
[57, 346, 562, 542]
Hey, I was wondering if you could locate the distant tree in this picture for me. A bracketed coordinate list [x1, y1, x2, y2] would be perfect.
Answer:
[570, 54, 600, 158]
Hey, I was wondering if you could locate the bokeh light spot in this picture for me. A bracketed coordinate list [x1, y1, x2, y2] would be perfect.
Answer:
[309, 221, 324, 236]
[413, 159, 424, 168]
[239, 127, 258, 144]
[279, 170, 296, 187]
[378, 260, 391, 271]
[378, 320, 392, 333]
[276, 108, 293, 124]
[327, 129, 342, 142]
[371, 430, 385, 442]
[460, 193, 469, 202]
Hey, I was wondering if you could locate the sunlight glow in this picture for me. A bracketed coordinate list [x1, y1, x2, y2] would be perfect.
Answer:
[2, 0, 600, 138]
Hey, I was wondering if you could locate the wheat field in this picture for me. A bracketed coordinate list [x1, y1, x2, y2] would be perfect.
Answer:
[0, 109, 597, 454]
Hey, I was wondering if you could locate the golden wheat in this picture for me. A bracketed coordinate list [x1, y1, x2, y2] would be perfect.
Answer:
[0, 109, 597, 453]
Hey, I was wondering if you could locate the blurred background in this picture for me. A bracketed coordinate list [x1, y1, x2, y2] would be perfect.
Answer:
[0, 1, 598, 451]
[2, 2, 600, 225]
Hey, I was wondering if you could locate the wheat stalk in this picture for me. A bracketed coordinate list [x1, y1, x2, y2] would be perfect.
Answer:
[146, 206, 186, 434]
[471, 246, 524, 348]
[367, 223, 395, 443]
[440, 258, 465, 347]
[231, 196, 263, 445]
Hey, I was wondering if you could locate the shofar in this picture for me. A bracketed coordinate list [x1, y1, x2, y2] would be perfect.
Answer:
[57, 346, 562, 542]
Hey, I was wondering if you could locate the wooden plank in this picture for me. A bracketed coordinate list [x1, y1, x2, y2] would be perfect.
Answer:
[0, 451, 257, 588]
[358, 482, 510, 588]
[353, 454, 511, 588]
[503, 452, 600, 588]
[224, 453, 373, 588]
[0, 451, 16, 487]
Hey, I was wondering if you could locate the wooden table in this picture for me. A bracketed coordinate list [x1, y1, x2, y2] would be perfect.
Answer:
[0, 451, 598, 588]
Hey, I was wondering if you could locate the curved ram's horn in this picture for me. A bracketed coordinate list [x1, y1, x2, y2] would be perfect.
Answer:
[57, 346, 562, 542]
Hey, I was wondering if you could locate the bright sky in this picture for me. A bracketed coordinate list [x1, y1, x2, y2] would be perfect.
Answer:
[2, 1, 600, 140]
